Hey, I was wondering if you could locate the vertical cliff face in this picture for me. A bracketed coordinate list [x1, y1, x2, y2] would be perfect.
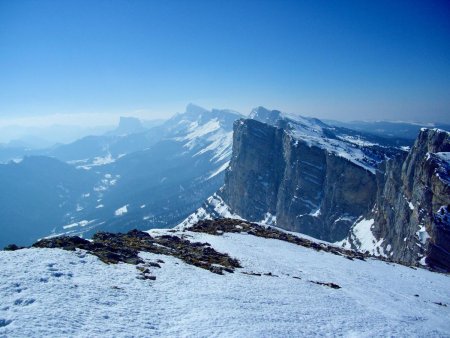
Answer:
[222, 119, 285, 220]
[369, 129, 450, 270]
[221, 118, 378, 242]
[179, 109, 450, 271]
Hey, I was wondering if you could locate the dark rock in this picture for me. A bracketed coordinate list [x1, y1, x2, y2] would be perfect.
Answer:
[142, 275, 157, 281]
[32, 229, 241, 275]
[148, 262, 162, 268]
[192, 113, 450, 271]
[263, 272, 279, 277]
[3, 244, 22, 251]
[433, 302, 447, 307]
[241, 271, 262, 276]
[310, 281, 341, 289]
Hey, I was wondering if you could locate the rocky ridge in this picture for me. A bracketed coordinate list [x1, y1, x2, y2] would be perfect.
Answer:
[23, 217, 429, 280]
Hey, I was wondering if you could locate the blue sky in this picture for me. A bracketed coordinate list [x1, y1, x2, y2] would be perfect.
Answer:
[0, 0, 449, 125]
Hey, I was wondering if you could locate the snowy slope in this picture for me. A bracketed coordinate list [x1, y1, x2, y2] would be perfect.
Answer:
[177, 192, 277, 230]
[1, 228, 449, 337]
[176, 192, 242, 229]
[250, 106, 387, 173]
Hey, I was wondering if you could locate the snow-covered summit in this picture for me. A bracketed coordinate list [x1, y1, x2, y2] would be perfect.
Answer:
[166, 104, 242, 165]
[185, 103, 209, 116]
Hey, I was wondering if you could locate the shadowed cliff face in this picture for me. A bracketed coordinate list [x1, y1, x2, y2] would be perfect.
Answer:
[180, 113, 449, 271]
[222, 120, 285, 220]
[371, 128, 450, 270]
[221, 119, 377, 242]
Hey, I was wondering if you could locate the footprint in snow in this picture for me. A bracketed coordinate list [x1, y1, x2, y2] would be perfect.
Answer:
[14, 298, 35, 306]
[0, 319, 12, 327]
[12, 282, 26, 293]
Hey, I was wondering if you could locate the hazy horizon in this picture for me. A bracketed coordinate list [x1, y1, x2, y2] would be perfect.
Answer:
[1, 102, 450, 130]
[1, 102, 449, 146]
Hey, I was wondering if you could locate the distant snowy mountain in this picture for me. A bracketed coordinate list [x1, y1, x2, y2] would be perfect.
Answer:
[0, 105, 242, 247]
[324, 119, 450, 141]
[58, 104, 241, 238]
[1, 220, 449, 337]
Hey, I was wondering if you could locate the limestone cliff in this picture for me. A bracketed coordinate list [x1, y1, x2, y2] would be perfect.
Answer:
[221, 117, 378, 242]
[368, 129, 450, 270]
[179, 109, 450, 271]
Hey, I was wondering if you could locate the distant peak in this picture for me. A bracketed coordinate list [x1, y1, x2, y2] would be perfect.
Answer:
[185, 103, 209, 115]
[249, 106, 282, 124]
[109, 116, 145, 136]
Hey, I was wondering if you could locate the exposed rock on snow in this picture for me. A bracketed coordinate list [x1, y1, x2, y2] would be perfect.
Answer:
[188, 218, 368, 262]
[33, 228, 240, 275]
[1, 220, 450, 337]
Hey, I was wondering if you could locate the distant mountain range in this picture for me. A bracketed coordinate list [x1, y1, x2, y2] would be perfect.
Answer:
[1, 104, 449, 265]
[324, 119, 450, 141]
[0, 104, 241, 247]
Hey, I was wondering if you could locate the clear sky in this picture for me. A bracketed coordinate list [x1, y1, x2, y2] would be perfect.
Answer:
[1, 0, 449, 126]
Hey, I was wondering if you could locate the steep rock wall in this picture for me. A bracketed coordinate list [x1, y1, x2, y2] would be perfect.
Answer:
[371, 129, 450, 270]
[222, 119, 377, 242]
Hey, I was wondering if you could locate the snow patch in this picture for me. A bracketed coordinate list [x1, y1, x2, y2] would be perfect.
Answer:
[310, 208, 321, 217]
[260, 212, 277, 225]
[207, 161, 229, 179]
[416, 225, 430, 245]
[177, 193, 242, 230]
[62, 220, 93, 229]
[345, 218, 387, 257]
[114, 205, 129, 216]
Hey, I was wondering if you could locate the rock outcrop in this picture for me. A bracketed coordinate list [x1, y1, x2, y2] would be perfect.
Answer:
[189, 218, 369, 261]
[369, 128, 450, 270]
[33, 229, 241, 275]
